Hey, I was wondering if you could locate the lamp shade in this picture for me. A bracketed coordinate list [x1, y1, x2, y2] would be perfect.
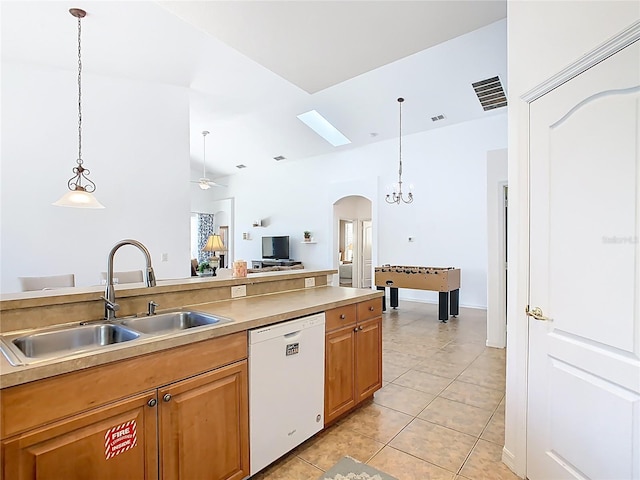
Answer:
[203, 234, 226, 253]
[53, 190, 105, 208]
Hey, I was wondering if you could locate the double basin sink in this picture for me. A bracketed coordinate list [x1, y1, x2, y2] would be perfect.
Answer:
[0, 310, 233, 366]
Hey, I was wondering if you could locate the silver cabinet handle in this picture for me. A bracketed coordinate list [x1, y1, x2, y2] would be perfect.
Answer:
[340, 314, 346, 319]
[163, 393, 172, 402]
[148, 398, 157, 407]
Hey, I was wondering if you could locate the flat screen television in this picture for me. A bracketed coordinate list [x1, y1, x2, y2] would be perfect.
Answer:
[262, 236, 290, 260]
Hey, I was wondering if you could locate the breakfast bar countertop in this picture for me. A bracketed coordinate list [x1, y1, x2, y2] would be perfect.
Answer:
[0, 285, 383, 389]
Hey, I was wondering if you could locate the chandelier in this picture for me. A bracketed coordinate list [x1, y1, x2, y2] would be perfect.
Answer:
[53, 8, 104, 209]
[385, 97, 413, 205]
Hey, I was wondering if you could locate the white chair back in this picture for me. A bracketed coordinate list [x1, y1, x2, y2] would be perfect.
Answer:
[19, 274, 76, 292]
[100, 270, 144, 284]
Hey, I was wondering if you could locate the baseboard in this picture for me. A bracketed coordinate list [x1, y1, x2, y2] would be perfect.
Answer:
[396, 296, 487, 310]
[502, 446, 523, 478]
[486, 339, 506, 349]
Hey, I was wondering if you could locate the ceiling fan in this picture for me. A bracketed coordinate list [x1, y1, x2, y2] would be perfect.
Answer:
[192, 130, 224, 189]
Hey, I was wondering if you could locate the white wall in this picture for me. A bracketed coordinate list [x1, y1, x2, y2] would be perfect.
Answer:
[215, 114, 507, 308]
[1, 63, 191, 293]
[504, 1, 640, 476]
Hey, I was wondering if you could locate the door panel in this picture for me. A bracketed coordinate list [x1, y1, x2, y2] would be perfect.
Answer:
[527, 40, 640, 480]
[2, 391, 157, 480]
[324, 327, 356, 423]
[159, 361, 249, 480]
[361, 220, 373, 288]
[355, 317, 382, 402]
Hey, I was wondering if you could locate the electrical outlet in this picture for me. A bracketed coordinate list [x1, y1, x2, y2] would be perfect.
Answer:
[161, 253, 169, 262]
[231, 285, 246, 298]
[305, 277, 315, 288]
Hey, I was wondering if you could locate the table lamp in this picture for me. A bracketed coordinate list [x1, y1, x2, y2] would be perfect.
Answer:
[202, 234, 227, 276]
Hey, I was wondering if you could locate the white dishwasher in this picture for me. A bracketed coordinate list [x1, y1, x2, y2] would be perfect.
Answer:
[249, 313, 325, 476]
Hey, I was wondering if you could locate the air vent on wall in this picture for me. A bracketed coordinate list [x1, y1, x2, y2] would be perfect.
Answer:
[273, 155, 286, 161]
[236, 164, 247, 169]
[472, 76, 507, 111]
[431, 114, 446, 122]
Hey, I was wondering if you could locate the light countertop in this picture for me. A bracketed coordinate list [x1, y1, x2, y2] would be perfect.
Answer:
[0, 285, 382, 389]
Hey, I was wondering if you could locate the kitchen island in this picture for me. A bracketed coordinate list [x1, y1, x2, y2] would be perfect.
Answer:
[0, 269, 383, 480]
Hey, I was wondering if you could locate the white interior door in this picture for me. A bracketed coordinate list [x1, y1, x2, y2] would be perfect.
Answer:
[360, 220, 372, 288]
[527, 40, 640, 480]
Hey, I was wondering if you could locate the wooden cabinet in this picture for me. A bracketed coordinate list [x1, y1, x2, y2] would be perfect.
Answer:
[324, 298, 383, 425]
[1, 333, 249, 480]
[159, 361, 249, 480]
[2, 391, 158, 480]
[325, 325, 357, 421]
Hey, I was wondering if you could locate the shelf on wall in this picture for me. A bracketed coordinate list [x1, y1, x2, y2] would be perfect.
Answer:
[301, 241, 317, 244]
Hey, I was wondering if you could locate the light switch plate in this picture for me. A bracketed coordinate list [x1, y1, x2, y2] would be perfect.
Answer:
[305, 277, 315, 288]
[231, 285, 247, 298]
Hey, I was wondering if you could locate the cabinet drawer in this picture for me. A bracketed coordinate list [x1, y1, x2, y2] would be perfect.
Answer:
[356, 298, 382, 321]
[325, 305, 356, 332]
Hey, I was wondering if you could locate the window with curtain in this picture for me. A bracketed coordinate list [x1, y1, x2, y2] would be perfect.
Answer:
[192, 213, 215, 263]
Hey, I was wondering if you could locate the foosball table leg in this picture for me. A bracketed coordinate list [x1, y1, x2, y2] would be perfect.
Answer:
[450, 289, 460, 317]
[390, 287, 399, 309]
[377, 286, 386, 311]
[438, 292, 449, 322]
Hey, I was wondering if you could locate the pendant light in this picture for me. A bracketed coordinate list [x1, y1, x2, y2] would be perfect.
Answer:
[53, 8, 104, 209]
[385, 97, 414, 205]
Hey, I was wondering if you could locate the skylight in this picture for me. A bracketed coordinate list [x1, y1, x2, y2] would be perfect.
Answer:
[297, 110, 351, 147]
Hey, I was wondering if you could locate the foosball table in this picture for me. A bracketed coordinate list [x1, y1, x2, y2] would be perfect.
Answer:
[374, 265, 461, 322]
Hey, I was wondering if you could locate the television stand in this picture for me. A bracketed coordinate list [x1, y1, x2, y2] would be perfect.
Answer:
[252, 259, 302, 269]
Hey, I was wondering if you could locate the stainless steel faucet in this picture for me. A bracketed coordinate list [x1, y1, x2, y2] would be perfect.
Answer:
[103, 239, 156, 320]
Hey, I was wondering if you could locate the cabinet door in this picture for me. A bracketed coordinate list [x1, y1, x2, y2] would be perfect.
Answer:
[324, 326, 356, 425]
[2, 391, 158, 480]
[159, 360, 249, 480]
[355, 317, 383, 403]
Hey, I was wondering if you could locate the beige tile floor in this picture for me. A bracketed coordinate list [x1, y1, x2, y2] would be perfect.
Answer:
[252, 301, 518, 480]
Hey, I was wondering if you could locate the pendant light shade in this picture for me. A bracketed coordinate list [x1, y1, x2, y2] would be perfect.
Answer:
[53, 8, 104, 209]
[53, 189, 106, 208]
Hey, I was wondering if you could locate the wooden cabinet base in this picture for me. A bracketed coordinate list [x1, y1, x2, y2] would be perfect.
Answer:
[1, 334, 249, 480]
[159, 361, 249, 480]
[2, 391, 158, 480]
[324, 299, 383, 425]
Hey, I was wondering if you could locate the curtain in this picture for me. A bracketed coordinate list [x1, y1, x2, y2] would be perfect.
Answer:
[197, 213, 215, 263]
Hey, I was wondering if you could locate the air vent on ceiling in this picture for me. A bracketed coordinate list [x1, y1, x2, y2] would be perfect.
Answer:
[273, 155, 286, 161]
[472, 76, 507, 111]
[236, 164, 247, 169]
[431, 114, 446, 122]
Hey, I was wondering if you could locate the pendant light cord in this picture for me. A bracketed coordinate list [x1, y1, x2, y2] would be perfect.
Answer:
[398, 97, 402, 179]
[77, 14, 83, 165]
[203, 131, 207, 177]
